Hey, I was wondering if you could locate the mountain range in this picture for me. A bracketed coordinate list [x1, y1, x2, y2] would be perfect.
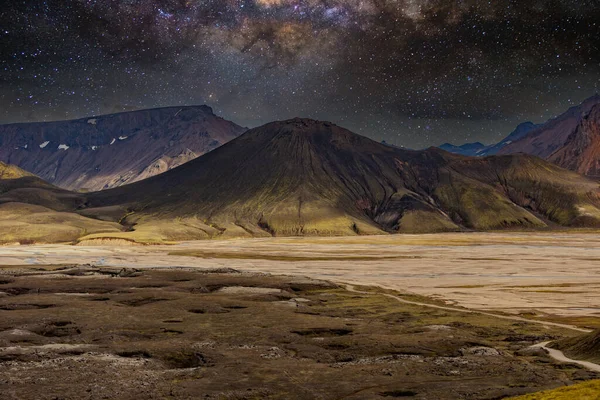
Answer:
[0, 106, 245, 191]
[440, 95, 600, 177]
[2, 118, 600, 244]
[439, 122, 540, 157]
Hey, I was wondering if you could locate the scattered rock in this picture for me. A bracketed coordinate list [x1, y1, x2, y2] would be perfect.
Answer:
[217, 286, 282, 295]
[426, 325, 452, 331]
[162, 351, 212, 369]
[515, 347, 549, 357]
[460, 346, 500, 357]
[261, 347, 284, 359]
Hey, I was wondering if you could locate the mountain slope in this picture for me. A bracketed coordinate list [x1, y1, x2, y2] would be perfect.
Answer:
[80, 118, 600, 242]
[0, 169, 123, 244]
[438, 142, 487, 156]
[511, 380, 600, 400]
[480, 122, 540, 156]
[437, 122, 539, 157]
[439, 95, 600, 177]
[2, 118, 600, 244]
[0, 162, 34, 180]
[546, 103, 600, 177]
[0, 106, 245, 191]
[499, 95, 600, 165]
[552, 330, 600, 364]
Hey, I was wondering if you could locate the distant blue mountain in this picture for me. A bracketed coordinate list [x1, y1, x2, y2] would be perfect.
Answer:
[480, 122, 540, 156]
[438, 121, 539, 157]
[438, 142, 487, 156]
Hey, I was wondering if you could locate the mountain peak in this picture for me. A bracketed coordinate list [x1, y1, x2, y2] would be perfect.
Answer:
[83, 117, 600, 241]
[177, 104, 214, 115]
[496, 94, 600, 175]
[250, 118, 360, 142]
[516, 121, 536, 129]
[576, 94, 600, 113]
[275, 117, 336, 127]
[254, 118, 386, 150]
[0, 106, 245, 191]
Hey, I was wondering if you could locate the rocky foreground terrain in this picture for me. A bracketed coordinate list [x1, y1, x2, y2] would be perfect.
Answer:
[0, 265, 598, 399]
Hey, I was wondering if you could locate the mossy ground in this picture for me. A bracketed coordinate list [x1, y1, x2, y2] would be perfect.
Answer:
[0, 202, 123, 244]
[0, 266, 598, 399]
[510, 380, 600, 400]
[0, 162, 34, 180]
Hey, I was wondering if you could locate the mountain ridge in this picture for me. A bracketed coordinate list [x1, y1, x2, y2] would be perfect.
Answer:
[499, 94, 600, 160]
[0, 105, 246, 191]
[0, 161, 34, 180]
[545, 103, 600, 176]
[2, 117, 600, 244]
[438, 121, 540, 157]
[82, 118, 600, 242]
[438, 95, 600, 176]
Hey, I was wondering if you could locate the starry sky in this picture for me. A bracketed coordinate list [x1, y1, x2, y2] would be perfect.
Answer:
[1, 0, 599, 148]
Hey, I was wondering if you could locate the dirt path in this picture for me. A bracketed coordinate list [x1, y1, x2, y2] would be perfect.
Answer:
[531, 342, 600, 372]
[345, 284, 600, 373]
[344, 284, 592, 333]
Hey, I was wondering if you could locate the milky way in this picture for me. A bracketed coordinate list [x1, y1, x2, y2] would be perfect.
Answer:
[1, 0, 599, 147]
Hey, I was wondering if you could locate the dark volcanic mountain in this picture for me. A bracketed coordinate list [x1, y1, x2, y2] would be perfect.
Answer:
[2, 118, 600, 244]
[0, 106, 245, 191]
[82, 118, 600, 242]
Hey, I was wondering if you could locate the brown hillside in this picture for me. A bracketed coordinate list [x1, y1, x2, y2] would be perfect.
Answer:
[548, 103, 600, 177]
[83, 118, 600, 242]
[0, 106, 245, 191]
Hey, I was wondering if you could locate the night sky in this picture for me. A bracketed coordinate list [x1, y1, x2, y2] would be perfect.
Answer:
[1, 0, 599, 148]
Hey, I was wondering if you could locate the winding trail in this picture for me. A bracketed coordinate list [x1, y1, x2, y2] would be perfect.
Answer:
[530, 342, 600, 373]
[344, 284, 592, 333]
[345, 284, 600, 373]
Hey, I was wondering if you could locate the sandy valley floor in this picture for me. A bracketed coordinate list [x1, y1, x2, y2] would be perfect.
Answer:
[1, 232, 599, 320]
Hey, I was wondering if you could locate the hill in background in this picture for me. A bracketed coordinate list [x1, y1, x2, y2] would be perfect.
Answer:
[0, 168, 121, 244]
[82, 118, 600, 243]
[441, 95, 600, 177]
[0, 162, 34, 180]
[0, 106, 245, 191]
[1, 118, 600, 244]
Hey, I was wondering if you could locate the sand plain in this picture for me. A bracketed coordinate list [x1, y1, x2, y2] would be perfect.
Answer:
[1, 232, 599, 318]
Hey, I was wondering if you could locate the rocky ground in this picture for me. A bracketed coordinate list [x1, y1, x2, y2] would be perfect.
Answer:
[0, 265, 598, 399]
